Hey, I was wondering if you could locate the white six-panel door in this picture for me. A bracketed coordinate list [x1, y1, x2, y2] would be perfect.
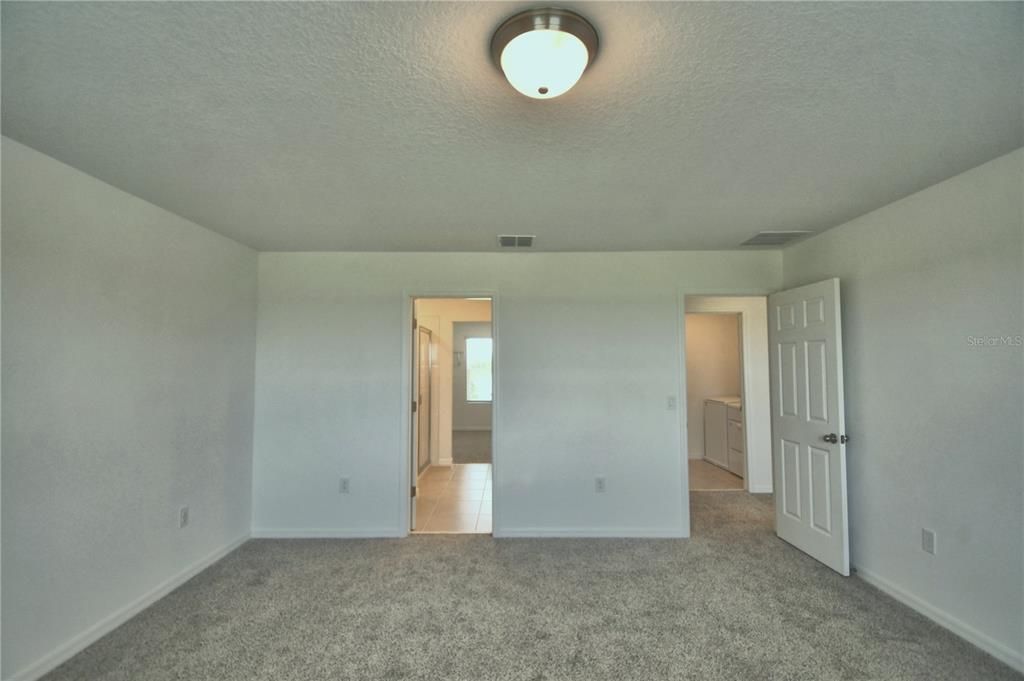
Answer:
[768, 278, 850, 575]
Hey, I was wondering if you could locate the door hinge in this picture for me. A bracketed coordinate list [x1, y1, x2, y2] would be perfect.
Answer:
[411, 485, 417, 498]
[413, 317, 417, 330]
[412, 400, 417, 413]
[840, 434, 850, 445]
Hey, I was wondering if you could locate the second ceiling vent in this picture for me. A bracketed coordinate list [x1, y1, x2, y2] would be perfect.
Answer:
[498, 234, 535, 248]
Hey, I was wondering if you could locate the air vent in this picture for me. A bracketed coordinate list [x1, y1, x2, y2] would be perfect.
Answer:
[498, 234, 535, 248]
[741, 231, 813, 247]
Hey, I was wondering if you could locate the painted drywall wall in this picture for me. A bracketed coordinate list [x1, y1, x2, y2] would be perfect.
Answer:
[413, 299, 492, 465]
[684, 313, 741, 459]
[1, 138, 258, 680]
[251, 251, 782, 538]
[783, 148, 1024, 670]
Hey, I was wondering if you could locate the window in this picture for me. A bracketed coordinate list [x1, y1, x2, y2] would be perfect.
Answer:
[465, 337, 493, 402]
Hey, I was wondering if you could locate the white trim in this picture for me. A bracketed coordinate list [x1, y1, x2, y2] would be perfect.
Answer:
[251, 528, 403, 539]
[452, 426, 491, 432]
[495, 527, 686, 538]
[672, 291, 691, 538]
[855, 565, 1024, 673]
[437, 457, 454, 466]
[6, 534, 249, 681]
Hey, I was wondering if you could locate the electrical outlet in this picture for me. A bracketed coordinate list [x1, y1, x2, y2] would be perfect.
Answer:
[339, 477, 351, 494]
[667, 396, 677, 410]
[595, 476, 607, 494]
[922, 528, 937, 555]
[178, 506, 189, 529]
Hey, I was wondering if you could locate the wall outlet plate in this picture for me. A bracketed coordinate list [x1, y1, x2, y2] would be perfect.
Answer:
[339, 477, 351, 494]
[922, 528, 937, 555]
[178, 506, 189, 529]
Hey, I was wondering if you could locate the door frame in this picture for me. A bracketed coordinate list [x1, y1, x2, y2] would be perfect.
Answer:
[415, 324, 434, 475]
[401, 291, 499, 536]
[677, 288, 774, 534]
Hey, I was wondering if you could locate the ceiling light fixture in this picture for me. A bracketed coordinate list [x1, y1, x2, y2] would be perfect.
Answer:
[491, 8, 599, 100]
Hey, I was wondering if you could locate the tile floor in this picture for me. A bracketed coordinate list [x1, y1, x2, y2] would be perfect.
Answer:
[689, 459, 744, 491]
[414, 464, 492, 533]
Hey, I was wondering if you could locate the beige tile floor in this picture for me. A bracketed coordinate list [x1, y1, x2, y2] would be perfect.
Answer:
[414, 464, 492, 533]
[689, 459, 744, 491]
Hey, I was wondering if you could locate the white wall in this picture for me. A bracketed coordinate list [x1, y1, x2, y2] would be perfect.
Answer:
[783, 148, 1024, 670]
[684, 313, 741, 459]
[1, 138, 258, 680]
[414, 299, 492, 465]
[251, 251, 782, 537]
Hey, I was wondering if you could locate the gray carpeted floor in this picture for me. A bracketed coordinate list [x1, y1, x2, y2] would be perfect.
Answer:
[42, 493, 1021, 680]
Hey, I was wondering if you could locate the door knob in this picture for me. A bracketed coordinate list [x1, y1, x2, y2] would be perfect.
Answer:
[823, 433, 838, 444]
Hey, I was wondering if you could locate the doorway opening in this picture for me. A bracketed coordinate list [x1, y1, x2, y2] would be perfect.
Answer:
[684, 285, 850, 575]
[686, 312, 745, 490]
[683, 296, 773, 497]
[410, 297, 493, 534]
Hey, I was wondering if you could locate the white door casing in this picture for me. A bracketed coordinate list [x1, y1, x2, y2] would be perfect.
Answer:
[768, 278, 850, 575]
[410, 320, 423, 530]
[416, 327, 433, 474]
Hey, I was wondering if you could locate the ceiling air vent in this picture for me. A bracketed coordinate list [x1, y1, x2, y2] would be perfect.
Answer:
[498, 234, 535, 248]
[741, 231, 813, 247]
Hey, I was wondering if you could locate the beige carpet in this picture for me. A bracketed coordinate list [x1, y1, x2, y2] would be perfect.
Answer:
[40, 493, 1022, 681]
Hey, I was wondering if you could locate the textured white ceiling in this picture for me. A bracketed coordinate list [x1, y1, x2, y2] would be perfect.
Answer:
[3, 2, 1022, 251]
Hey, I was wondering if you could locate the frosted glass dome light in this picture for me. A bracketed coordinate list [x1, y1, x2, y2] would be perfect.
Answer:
[491, 9, 599, 100]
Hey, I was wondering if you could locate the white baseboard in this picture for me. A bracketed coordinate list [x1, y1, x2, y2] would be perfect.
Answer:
[854, 565, 1023, 673]
[6, 534, 249, 681]
[747, 484, 773, 494]
[494, 527, 687, 539]
[452, 427, 491, 432]
[251, 528, 403, 538]
[437, 457, 453, 466]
